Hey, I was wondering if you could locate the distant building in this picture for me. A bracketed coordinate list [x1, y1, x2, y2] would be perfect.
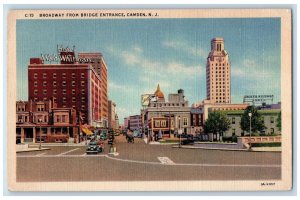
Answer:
[128, 115, 142, 131]
[206, 38, 231, 104]
[123, 117, 129, 130]
[108, 100, 118, 129]
[16, 99, 79, 144]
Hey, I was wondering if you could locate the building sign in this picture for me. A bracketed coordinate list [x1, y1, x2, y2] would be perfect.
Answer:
[141, 94, 156, 107]
[243, 95, 274, 105]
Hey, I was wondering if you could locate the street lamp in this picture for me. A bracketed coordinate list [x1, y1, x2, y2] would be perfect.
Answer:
[38, 118, 42, 149]
[178, 116, 181, 148]
[248, 112, 252, 150]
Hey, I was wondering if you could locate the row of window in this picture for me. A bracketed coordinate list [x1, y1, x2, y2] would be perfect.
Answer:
[231, 116, 275, 124]
[211, 63, 229, 66]
[152, 103, 186, 107]
[34, 72, 85, 79]
[34, 80, 86, 87]
[34, 89, 86, 95]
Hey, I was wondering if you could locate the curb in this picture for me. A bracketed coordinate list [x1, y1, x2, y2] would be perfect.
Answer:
[16, 148, 51, 153]
[171, 146, 281, 152]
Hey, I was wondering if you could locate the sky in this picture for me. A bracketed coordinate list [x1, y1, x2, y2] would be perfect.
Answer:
[16, 18, 281, 124]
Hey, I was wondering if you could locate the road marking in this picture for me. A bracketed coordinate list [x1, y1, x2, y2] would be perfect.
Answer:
[105, 155, 281, 168]
[157, 157, 175, 165]
[56, 148, 80, 156]
[16, 154, 281, 168]
[35, 152, 47, 157]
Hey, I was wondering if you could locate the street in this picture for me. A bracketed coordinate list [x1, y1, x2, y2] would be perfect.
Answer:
[16, 135, 281, 182]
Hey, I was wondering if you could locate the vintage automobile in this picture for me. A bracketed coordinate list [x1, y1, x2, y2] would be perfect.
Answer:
[86, 141, 103, 154]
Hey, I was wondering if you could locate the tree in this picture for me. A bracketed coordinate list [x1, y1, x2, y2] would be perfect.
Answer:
[204, 111, 231, 141]
[276, 111, 281, 131]
[240, 106, 265, 134]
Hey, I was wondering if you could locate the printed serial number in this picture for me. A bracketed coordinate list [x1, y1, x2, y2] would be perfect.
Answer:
[261, 182, 276, 186]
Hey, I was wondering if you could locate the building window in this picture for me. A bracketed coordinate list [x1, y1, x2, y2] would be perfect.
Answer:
[62, 97, 66, 103]
[155, 120, 160, 127]
[270, 116, 274, 123]
[81, 89, 85, 95]
[43, 89, 47, 95]
[34, 89, 38, 95]
[43, 73, 47, 79]
[62, 73, 66, 79]
[72, 81, 76, 87]
[232, 128, 236, 136]
[62, 81, 66, 87]
[81, 81, 85, 87]
[81, 105, 85, 110]
[72, 89, 75, 95]
[72, 73, 76, 78]
[161, 120, 166, 127]
[53, 89, 57, 95]
[53, 81, 57, 87]
[81, 97, 86, 102]
[34, 81, 37, 87]
[62, 115, 66, 123]
[43, 81, 47, 87]
[183, 117, 188, 126]
[53, 73, 57, 79]
[34, 73, 38, 79]
[81, 73, 85, 78]
[72, 97, 76, 102]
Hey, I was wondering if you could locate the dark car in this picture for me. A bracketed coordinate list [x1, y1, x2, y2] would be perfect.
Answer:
[100, 133, 107, 140]
[86, 141, 103, 154]
[180, 138, 195, 145]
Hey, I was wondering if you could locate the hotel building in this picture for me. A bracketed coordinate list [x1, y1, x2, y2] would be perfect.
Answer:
[28, 50, 108, 128]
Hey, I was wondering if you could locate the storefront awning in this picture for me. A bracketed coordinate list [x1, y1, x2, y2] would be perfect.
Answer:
[82, 127, 93, 135]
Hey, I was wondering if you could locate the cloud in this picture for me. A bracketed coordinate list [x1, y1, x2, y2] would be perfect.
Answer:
[162, 39, 207, 58]
[231, 58, 277, 80]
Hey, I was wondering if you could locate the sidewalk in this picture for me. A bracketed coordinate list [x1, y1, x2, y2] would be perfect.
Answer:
[16, 144, 50, 153]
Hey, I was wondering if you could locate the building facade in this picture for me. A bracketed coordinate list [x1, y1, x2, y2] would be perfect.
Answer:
[16, 99, 79, 143]
[206, 38, 231, 104]
[142, 85, 194, 139]
[128, 115, 142, 131]
[28, 50, 108, 128]
[78, 52, 108, 127]
[108, 100, 118, 129]
[224, 109, 281, 138]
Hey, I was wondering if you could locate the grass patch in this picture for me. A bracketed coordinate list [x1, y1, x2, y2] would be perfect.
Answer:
[159, 140, 180, 143]
[251, 142, 281, 147]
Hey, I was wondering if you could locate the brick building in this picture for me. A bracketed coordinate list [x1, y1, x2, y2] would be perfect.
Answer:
[28, 50, 108, 128]
[16, 99, 79, 143]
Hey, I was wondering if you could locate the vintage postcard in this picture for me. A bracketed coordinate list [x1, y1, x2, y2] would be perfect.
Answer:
[7, 9, 292, 191]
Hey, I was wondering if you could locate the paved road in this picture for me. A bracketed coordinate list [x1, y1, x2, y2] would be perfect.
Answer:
[16, 135, 281, 182]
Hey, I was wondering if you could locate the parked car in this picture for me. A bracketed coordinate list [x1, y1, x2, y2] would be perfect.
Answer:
[180, 138, 195, 145]
[86, 141, 103, 154]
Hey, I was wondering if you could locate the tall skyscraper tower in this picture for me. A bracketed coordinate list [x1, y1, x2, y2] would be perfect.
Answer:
[206, 38, 231, 104]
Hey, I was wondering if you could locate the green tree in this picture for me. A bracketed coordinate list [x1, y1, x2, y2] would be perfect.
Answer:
[204, 111, 231, 141]
[240, 106, 265, 134]
[276, 111, 281, 131]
